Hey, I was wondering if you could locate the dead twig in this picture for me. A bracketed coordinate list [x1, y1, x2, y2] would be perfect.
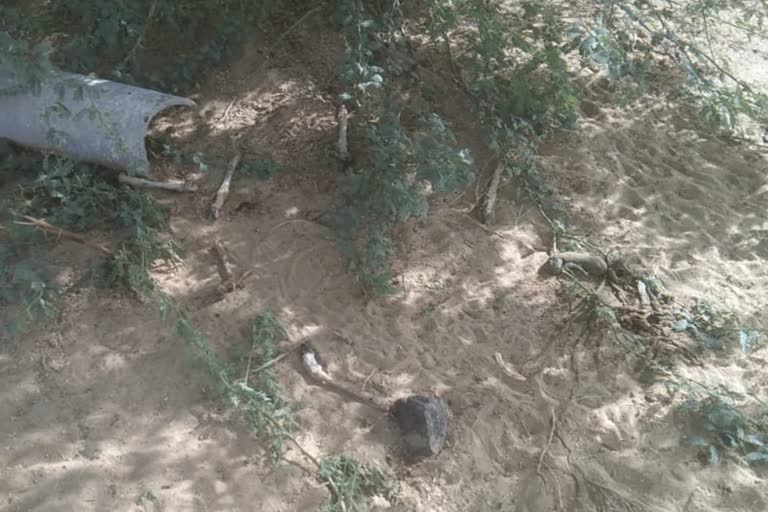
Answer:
[361, 368, 377, 392]
[209, 240, 252, 293]
[494, 352, 527, 381]
[210, 240, 235, 283]
[480, 161, 505, 224]
[543, 463, 565, 511]
[121, 0, 158, 67]
[118, 173, 198, 192]
[537, 407, 557, 476]
[249, 351, 291, 377]
[336, 104, 351, 163]
[211, 153, 242, 220]
[12, 215, 114, 256]
[264, 5, 322, 56]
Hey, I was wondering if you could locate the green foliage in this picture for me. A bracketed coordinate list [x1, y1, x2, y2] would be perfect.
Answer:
[1, 0, 285, 93]
[464, 1, 579, 130]
[242, 313, 294, 459]
[673, 300, 766, 353]
[332, 99, 472, 294]
[105, 223, 182, 297]
[333, 0, 392, 104]
[668, 378, 768, 466]
[147, 134, 278, 179]
[570, 0, 768, 130]
[165, 305, 296, 461]
[15, 156, 163, 232]
[0, 153, 180, 327]
[330, 2, 473, 294]
[318, 455, 396, 512]
[0, 31, 55, 96]
[147, 135, 211, 172]
[0, 255, 60, 335]
[421, 0, 578, 212]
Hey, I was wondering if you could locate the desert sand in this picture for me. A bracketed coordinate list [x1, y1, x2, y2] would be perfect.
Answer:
[1, 9, 767, 512]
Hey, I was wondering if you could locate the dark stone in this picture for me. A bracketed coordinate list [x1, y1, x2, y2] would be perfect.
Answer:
[389, 395, 448, 459]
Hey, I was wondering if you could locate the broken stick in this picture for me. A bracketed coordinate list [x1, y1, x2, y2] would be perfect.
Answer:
[210, 240, 235, 285]
[12, 215, 114, 256]
[209, 240, 252, 293]
[118, 173, 198, 192]
[481, 161, 504, 224]
[211, 153, 242, 220]
[336, 104, 351, 163]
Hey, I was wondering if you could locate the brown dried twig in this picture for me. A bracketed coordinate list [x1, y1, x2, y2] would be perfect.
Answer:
[11, 215, 114, 256]
[211, 153, 242, 220]
[118, 173, 198, 192]
[480, 161, 504, 224]
[209, 240, 252, 293]
[337, 104, 351, 163]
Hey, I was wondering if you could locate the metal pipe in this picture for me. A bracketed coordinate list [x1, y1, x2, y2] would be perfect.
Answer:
[0, 68, 195, 176]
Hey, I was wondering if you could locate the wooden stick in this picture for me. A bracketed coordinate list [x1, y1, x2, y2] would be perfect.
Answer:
[209, 240, 235, 284]
[118, 173, 198, 192]
[246, 351, 292, 382]
[536, 407, 557, 476]
[336, 104, 351, 163]
[481, 161, 505, 224]
[208, 239, 252, 293]
[13, 215, 114, 256]
[211, 153, 241, 220]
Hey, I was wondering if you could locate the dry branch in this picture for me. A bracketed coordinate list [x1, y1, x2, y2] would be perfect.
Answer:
[336, 104, 351, 163]
[210, 240, 235, 283]
[211, 153, 242, 220]
[480, 161, 504, 224]
[12, 215, 114, 256]
[537, 407, 557, 476]
[118, 173, 198, 192]
[209, 240, 252, 293]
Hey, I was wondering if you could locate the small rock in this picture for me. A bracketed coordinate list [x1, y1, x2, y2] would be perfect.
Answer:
[390, 395, 447, 459]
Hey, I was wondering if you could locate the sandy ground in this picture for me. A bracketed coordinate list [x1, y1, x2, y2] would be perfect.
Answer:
[2, 7, 768, 512]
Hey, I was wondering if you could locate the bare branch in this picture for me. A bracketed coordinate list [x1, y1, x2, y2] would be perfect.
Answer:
[118, 173, 198, 192]
[211, 153, 242, 220]
[13, 215, 114, 256]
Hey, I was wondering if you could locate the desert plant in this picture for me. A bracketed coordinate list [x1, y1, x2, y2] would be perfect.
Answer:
[1, 0, 286, 93]
[667, 377, 768, 466]
[332, 98, 472, 293]
[318, 455, 396, 512]
[673, 299, 766, 353]
[571, 0, 768, 130]
[330, 1, 474, 294]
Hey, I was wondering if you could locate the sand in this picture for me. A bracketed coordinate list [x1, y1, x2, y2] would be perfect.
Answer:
[1, 7, 767, 512]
